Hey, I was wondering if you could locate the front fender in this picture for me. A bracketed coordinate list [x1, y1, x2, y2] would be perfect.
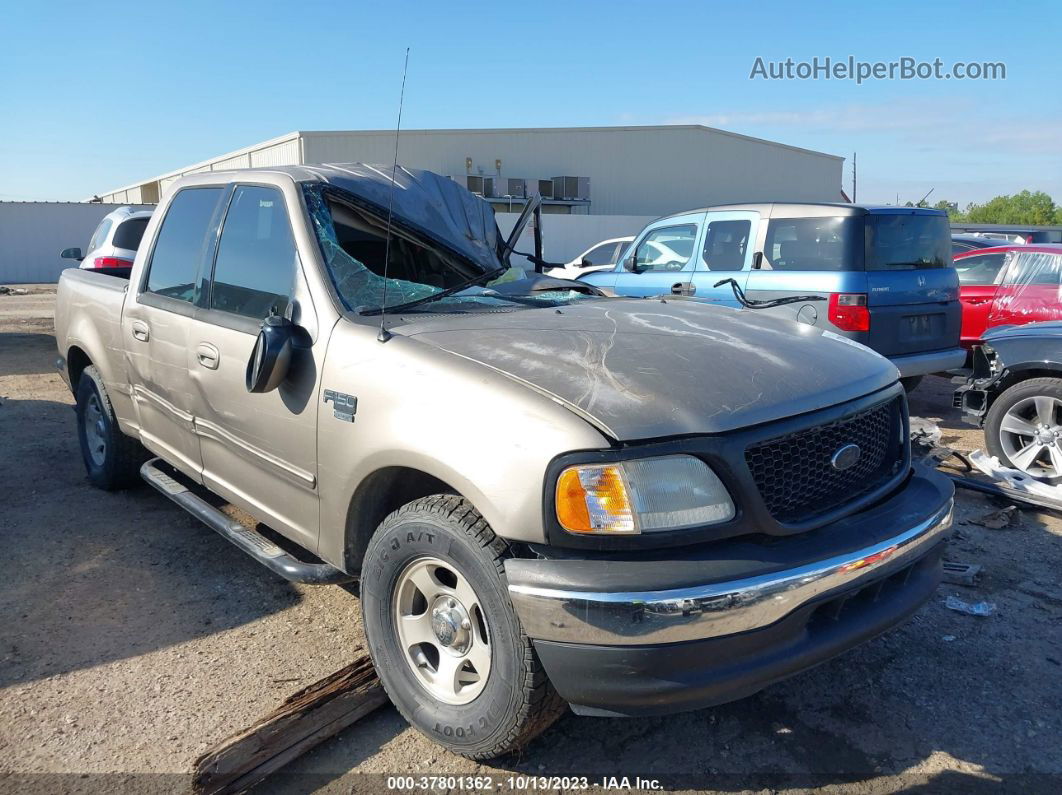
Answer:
[316, 321, 609, 565]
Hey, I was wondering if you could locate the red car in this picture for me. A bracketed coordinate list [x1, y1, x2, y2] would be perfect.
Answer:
[954, 244, 1062, 349]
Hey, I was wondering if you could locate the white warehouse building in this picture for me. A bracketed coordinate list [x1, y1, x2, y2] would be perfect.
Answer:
[93, 125, 845, 217]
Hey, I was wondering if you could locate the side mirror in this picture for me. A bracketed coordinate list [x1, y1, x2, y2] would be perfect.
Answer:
[625, 255, 648, 274]
[61, 247, 83, 261]
[580, 256, 592, 267]
[246, 315, 294, 393]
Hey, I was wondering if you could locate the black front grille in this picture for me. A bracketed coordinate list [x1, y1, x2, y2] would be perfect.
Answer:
[745, 397, 904, 523]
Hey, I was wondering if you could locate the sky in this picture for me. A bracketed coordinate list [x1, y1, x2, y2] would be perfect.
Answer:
[2, 0, 1059, 206]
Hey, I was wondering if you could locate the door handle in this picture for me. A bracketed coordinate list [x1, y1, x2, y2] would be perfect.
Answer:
[965, 298, 991, 306]
[671, 282, 696, 296]
[130, 320, 150, 342]
[196, 343, 220, 370]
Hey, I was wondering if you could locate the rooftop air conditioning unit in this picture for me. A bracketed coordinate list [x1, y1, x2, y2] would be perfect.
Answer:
[482, 176, 505, 198]
[552, 176, 590, 201]
[505, 178, 527, 198]
[464, 175, 486, 196]
[537, 179, 554, 199]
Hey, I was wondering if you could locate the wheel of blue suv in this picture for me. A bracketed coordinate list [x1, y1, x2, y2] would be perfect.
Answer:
[75, 365, 148, 490]
[360, 494, 566, 759]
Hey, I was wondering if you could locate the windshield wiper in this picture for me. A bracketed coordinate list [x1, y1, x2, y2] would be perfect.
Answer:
[713, 278, 826, 309]
[357, 265, 509, 317]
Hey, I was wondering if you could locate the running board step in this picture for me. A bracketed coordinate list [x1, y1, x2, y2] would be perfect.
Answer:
[141, 458, 355, 585]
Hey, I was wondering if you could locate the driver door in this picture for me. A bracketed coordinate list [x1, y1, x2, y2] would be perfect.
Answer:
[186, 183, 325, 551]
[610, 213, 706, 298]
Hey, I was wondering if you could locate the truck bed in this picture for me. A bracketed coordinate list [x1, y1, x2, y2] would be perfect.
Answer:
[54, 268, 132, 421]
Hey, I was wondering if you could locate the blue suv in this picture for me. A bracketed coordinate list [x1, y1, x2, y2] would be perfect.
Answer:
[580, 203, 965, 386]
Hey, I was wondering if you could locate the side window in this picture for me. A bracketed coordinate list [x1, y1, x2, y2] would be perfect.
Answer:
[145, 188, 224, 302]
[634, 224, 697, 272]
[1010, 252, 1062, 286]
[87, 218, 112, 253]
[763, 216, 856, 272]
[955, 252, 1007, 285]
[581, 242, 619, 266]
[210, 186, 297, 319]
[701, 219, 751, 271]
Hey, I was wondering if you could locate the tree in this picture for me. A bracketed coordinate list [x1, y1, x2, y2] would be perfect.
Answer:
[932, 200, 964, 220]
[963, 191, 1059, 225]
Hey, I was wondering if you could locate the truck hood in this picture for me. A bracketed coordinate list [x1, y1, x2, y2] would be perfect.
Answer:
[984, 320, 1062, 341]
[398, 300, 899, 441]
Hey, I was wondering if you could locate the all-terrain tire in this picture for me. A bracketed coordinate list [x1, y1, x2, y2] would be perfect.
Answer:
[361, 495, 566, 759]
[75, 365, 148, 490]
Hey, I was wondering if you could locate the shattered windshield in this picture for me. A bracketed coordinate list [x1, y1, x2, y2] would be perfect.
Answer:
[306, 186, 594, 313]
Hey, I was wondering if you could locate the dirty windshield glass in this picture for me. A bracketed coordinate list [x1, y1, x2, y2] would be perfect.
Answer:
[306, 187, 594, 313]
[865, 213, 951, 270]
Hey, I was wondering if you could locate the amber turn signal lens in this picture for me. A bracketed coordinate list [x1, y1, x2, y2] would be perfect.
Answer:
[555, 465, 636, 534]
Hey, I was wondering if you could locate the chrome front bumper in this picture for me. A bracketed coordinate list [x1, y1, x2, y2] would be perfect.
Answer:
[509, 499, 953, 646]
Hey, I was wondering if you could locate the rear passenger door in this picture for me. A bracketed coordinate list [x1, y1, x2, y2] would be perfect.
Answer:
[690, 211, 759, 306]
[187, 184, 325, 550]
[991, 251, 1062, 331]
[123, 187, 224, 479]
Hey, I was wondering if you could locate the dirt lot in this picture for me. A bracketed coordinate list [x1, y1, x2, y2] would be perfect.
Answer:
[1, 286, 1059, 793]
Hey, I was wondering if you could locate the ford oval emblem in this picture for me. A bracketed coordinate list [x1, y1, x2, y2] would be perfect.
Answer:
[831, 443, 862, 471]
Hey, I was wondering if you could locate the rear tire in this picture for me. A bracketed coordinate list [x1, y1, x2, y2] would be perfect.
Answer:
[361, 495, 566, 759]
[75, 365, 147, 490]
[984, 377, 1062, 481]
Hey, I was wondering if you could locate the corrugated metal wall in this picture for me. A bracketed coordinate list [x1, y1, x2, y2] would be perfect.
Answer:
[94, 127, 841, 216]
[250, 138, 300, 168]
[96, 133, 303, 203]
[301, 127, 844, 217]
[0, 203, 153, 284]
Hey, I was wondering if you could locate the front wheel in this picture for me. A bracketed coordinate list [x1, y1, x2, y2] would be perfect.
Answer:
[361, 495, 565, 759]
[984, 377, 1062, 481]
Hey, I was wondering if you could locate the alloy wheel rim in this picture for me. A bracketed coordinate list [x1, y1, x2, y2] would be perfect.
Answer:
[84, 393, 107, 466]
[393, 556, 491, 705]
[999, 395, 1062, 479]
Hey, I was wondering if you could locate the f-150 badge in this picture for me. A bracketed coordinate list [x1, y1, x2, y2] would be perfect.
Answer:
[323, 389, 358, 422]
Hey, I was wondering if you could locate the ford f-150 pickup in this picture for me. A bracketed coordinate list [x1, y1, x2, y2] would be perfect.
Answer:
[55, 164, 953, 759]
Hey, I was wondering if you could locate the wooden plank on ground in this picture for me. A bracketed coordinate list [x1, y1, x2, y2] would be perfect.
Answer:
[193, 654, 387, 795]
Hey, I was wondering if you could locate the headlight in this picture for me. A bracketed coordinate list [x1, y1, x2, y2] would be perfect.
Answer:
[555, 454, 735, 535]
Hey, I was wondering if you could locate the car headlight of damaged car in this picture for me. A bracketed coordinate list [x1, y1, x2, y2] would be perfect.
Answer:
[555, 455, 735, 534]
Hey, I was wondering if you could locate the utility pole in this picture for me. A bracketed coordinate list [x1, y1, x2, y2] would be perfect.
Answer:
[852, 152, 857, 203]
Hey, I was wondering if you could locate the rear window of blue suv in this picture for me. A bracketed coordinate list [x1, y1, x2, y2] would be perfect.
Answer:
[765, 213, 951, 272]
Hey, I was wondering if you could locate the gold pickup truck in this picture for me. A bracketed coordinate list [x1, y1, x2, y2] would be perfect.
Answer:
[55, 164, 953, 759]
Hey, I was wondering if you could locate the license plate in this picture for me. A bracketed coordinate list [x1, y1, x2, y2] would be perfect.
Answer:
[907, 314, 933, 336]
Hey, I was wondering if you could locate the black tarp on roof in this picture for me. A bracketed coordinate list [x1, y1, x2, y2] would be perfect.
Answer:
[304, 163, 503, 272]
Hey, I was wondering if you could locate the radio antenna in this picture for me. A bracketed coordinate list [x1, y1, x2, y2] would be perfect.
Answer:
[377, 47, 410, 343]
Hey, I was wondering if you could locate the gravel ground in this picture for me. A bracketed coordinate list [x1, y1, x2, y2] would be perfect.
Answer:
[0, 286, 1059, 794]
